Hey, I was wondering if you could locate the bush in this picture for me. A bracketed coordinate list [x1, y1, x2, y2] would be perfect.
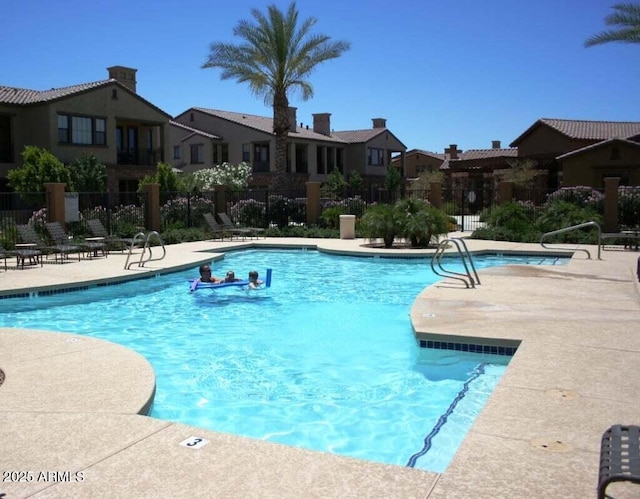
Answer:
[618, 186, 640, 228]
[470, 202, 539, 242]
[229, 199, 267, 227]
[396, 198, 449, 247]
[319, 206, 346, 229]
[360, 204, 403, 248]
[535, 200, 602, 243]
[161, 227, 208, 244]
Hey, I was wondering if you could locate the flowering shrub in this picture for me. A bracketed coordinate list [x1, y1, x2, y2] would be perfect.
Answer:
[618, 186, 640, 228]
[161, 195, 215, 229]
[28, 208, 48, 236]
[192, 162, 252, 191]
[545, 186, 604, 213]
[228, 199, 266, 227]
[320, 196, 367, 218]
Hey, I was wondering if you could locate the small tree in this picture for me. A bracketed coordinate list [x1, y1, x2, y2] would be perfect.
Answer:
[408, 170, 444, 193]
[321, 168, 347, 197]
[68, 154, 107, 192]
[347, 170, 364, 192]
[8, 146, 73, 203]
[505, 158, 538, 188]
[138, 162, 181, 193]
[384, 165, 402, 195]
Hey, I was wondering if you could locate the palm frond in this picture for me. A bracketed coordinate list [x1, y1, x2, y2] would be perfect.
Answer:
[585, 3, 640, 47]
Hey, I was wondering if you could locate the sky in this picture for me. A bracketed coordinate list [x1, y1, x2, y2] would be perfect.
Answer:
[2, 0, 638, 153]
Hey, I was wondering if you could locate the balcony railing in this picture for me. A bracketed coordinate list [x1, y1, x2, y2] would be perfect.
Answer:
[117, 147, 164, 166]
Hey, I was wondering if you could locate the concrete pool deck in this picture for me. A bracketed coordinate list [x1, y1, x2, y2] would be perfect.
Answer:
[1, 237, 639, 498]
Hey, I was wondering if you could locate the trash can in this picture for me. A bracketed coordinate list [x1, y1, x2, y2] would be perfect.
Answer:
[339, 214, 356, 239]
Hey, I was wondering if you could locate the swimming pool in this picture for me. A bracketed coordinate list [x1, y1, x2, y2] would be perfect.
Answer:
[0, 249, 566, 472]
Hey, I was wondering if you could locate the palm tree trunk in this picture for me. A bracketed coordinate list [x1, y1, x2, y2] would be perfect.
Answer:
[272, 90, 290, 191]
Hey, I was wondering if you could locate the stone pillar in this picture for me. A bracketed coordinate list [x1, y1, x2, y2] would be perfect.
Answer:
[45, 183, 66, 225]
[498, 181, 513, 205]
[603, 177, 620, 232]
[306, 181, 321, 226]
[428, 182, 442, 208]
[144, 183, 160, 232]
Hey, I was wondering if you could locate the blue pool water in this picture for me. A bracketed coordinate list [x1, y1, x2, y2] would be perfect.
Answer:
[0, 250, 566, 471]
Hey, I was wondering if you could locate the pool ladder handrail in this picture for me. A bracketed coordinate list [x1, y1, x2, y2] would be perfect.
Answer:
[124, 231, 166, 269]
[540, 220, 601, 260]
[431, 237, 481, 289]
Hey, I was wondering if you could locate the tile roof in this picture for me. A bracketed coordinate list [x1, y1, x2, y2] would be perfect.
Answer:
[459, 148, 518, 160]
[510, 118, 640, 146]
[192, 107, 348, 143]
[556, 137, 640, 160]
[0, 80, 113, 105]
[440, 148, 517, 170]
[0, 79, 171, 118]
[408, 149, 446, 160]
[169, 120, 221, 140]
[331, 128, 385, 144]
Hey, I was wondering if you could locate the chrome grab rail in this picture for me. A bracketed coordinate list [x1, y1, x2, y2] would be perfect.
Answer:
[124, 231, 166, 269]
[431, 237, 480, 289]
[540, 221, 601, 260]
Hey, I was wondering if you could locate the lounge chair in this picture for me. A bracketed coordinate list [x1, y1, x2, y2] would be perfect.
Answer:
[203, 213, 228, 240]
[87, 219, 134, 252]
[46, 222, 106, 259]
[17, 223, 81, 263]
[1, 244, 43, 269]
[217, 212, 265, 240]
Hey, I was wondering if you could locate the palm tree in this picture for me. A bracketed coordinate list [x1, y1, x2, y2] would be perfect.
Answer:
[585, 3, 640, 47]
[202, 2, 350, 190]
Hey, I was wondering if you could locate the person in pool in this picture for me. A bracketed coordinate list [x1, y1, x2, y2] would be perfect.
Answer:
[223, 270, 241, 283]
[198, 264, 222, 284]
[247, 270, 264, 289]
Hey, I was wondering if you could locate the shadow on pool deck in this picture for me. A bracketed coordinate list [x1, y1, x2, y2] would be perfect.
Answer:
[1, 237, 639, 498]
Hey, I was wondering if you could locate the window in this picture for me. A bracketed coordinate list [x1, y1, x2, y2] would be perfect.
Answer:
[368, 147, 384, 166]
[173, 146, 181, 160]
[57, 115, 69, 143]
[253, 143, 270, 172]
[242, 143, 250, 162]
[221, 143, 229, 163]
[190, 144, 203, 164]
[57, 114, 106, 145]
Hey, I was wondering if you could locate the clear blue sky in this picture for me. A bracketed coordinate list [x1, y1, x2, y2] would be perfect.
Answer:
[2, 0, 638, 153]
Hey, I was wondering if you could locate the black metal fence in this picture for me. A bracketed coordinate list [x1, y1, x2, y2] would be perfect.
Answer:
[2, 184, 638, 247]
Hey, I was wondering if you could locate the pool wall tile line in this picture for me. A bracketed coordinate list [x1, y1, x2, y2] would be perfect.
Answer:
[419, 339, 517, 356]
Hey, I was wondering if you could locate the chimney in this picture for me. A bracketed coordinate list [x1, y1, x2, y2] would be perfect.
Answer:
[287, 107, 297, 132]
[312, 113, 331, 136]
[445, 144, 460, 160]
[107, 65, 137, 93]
[492, 140, 501, 149]
[372, 118, 387, 129]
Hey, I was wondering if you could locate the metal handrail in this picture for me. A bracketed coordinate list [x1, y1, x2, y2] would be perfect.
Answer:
[540, 221, 601, 260]
[431, 238, 480, 288]
[124, 231, 166, 269]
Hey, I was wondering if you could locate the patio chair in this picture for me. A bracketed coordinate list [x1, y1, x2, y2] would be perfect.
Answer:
[217, 212, 265, 240]
[46, 222, 106, 259]
[87, 219, 134, 252]
[17, 224, 82, 263]
[18, 223, 84, 263]
[0, 246, 8, 271]
[0, 244, 43, 269]
[203, 213, 228, 240]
